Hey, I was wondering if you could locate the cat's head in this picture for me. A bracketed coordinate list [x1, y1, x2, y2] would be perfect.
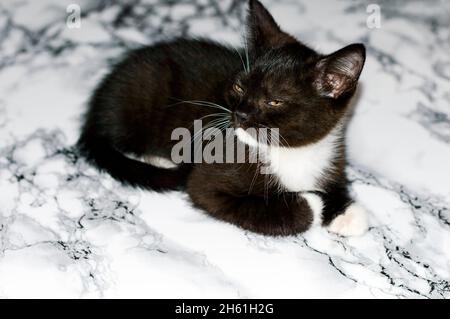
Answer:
[227, 0, 365, 147]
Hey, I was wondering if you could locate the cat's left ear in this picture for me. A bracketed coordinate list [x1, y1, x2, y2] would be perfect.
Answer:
[314, 43, 366, 99]
[247, 0, 295, 57]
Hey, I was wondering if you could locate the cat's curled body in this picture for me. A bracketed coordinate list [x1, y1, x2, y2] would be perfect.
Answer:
[78, 0, 368, 237]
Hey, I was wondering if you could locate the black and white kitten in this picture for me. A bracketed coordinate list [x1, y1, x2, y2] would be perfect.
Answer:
[78, 0, 368, 236]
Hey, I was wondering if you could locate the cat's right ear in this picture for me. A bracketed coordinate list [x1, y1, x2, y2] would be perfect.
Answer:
[314, 43, 366, 99]
[246, 0, 295, 58]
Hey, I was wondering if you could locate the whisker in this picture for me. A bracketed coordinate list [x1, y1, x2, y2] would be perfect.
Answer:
[187, 101, 230, 112]
[191, 117, 230, 143]
[189, 100, 231, 113]
[197, 112, 229, 122]
[247, 162, 260, 195]
[168, 98, 231, 113]
[258, 124, 291, 148]
[243, 36, 250, 72]
[233, 47, 249, 74]
[263, 170, 269, 204]
[166, 100, 228, 113]
[191, 117, 231, 159]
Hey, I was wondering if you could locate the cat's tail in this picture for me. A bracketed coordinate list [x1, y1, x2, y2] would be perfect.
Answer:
[76, 132, 190, 192]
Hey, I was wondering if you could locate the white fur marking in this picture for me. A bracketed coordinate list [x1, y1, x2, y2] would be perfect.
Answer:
[235, 128, 259, 147]
[327, 203, 368, 237]
[268, 126, 341, 192]
[235, 125, 341, 192]
[143, 155, 178, 169]
[302, 193, 323, 226]
[126, 153, 178, 169]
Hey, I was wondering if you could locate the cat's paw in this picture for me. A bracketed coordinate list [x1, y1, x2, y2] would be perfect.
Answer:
[327, 203, 368, 237]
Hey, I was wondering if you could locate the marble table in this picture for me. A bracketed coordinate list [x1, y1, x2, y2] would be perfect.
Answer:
[0, 0, 449, 298]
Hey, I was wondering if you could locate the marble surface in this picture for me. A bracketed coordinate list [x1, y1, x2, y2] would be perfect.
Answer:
[0, 0, 449, 298]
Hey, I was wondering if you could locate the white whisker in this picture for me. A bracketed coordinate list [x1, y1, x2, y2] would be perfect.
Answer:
[233, 47, 249, 74]
[167, 98, 231, 113]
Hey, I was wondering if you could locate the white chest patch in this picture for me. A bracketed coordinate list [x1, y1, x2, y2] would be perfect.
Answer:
[235, 127, 341, 192]
[267, 132, 340, 192]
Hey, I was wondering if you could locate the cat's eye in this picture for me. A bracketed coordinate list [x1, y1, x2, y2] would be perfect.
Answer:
[267, 100, 284, 107]
[233, 83, 244, 94]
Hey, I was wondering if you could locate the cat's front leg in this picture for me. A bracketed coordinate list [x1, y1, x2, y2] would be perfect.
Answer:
[187, 175, 318, 235]
[193, 191, 317, 236]
[317, 185, 369, 237]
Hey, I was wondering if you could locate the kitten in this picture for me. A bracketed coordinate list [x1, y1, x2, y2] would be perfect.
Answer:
[78, 0, 368, 236]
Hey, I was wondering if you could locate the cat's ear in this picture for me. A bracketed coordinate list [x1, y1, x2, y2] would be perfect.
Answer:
[314, 43, 366, 99]
[247, 0, 295, 57]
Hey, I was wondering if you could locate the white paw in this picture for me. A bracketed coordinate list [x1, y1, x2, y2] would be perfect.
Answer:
[302, 193, 323, 226]
[327, 203, 368, 237]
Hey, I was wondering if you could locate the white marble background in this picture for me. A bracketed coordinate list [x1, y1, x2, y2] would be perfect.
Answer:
[0, 0, 449, 298]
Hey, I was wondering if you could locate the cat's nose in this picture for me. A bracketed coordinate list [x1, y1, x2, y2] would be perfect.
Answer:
[235, 110, 249, 122]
